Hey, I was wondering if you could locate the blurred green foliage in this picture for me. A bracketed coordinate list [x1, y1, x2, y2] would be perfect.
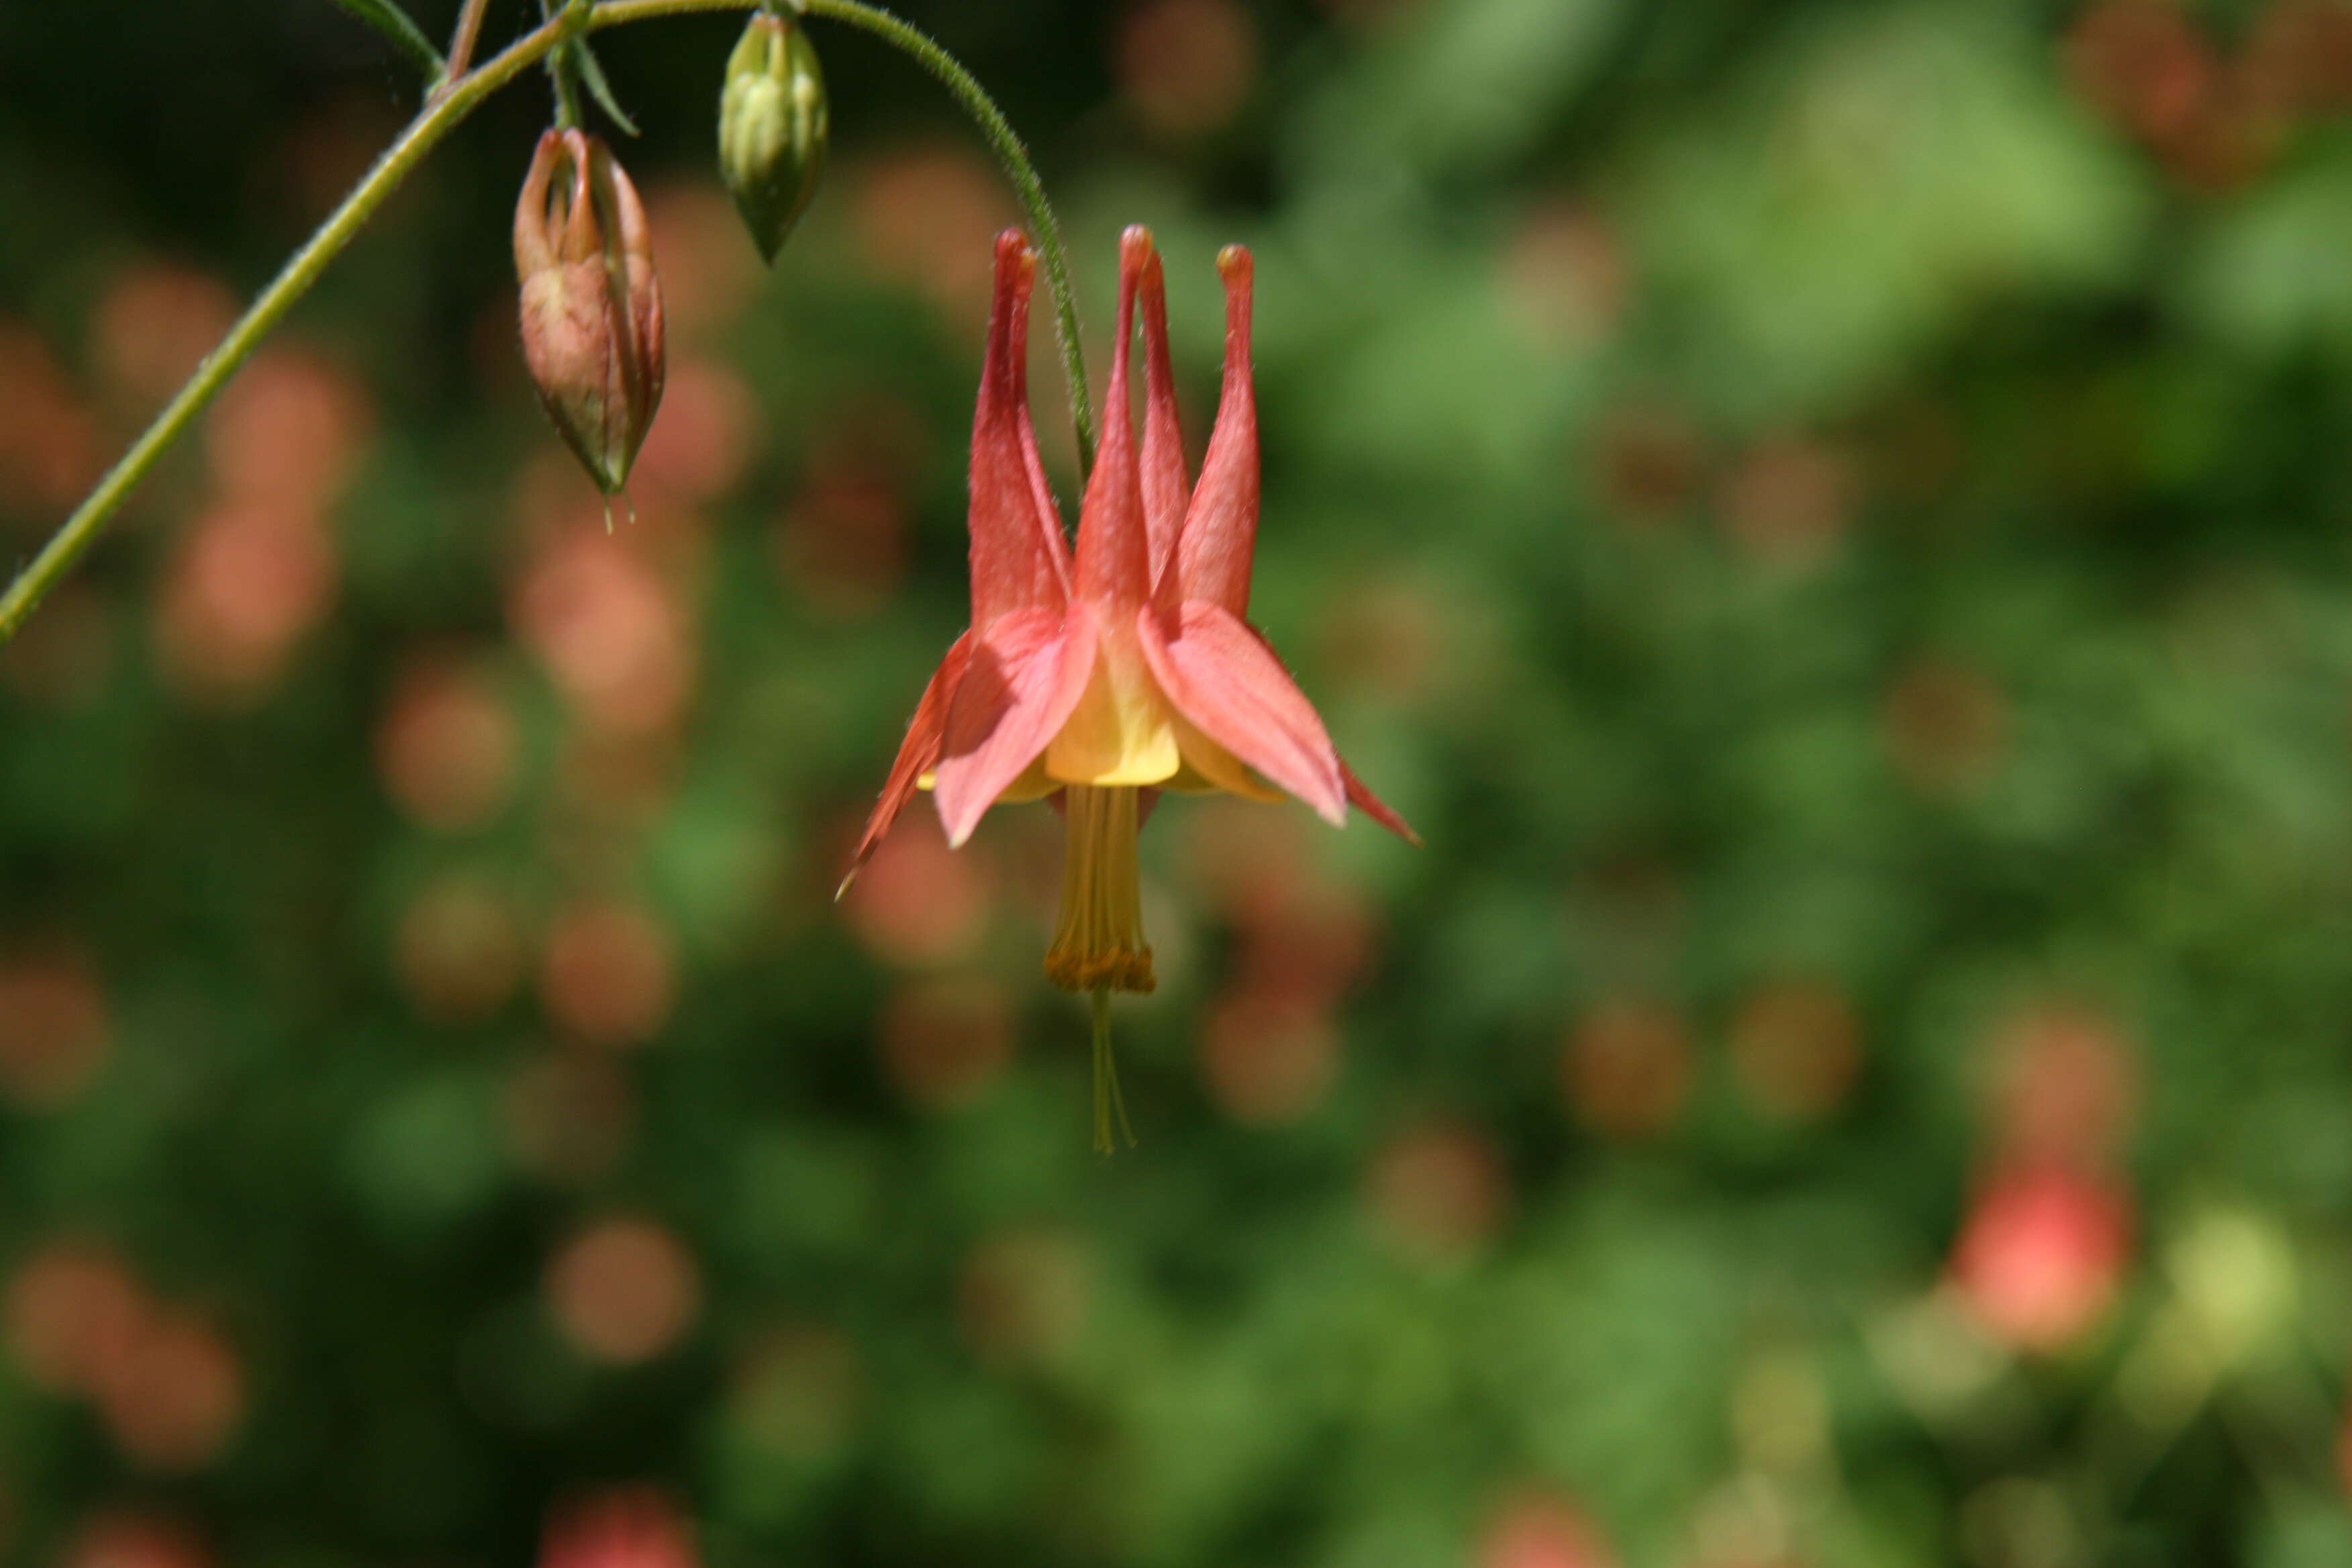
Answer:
[9, 1, 2352, 1565]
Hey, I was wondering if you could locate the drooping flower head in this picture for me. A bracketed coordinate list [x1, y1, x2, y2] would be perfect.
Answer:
[514, 128, 667, 503]
[848, 226, 1415, 1147]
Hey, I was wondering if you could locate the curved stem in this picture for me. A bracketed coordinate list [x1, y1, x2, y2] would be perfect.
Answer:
[1, 0, 1093, 644]
[799, 0, 1096, 479]
[0, 5, 595, 644]
[434, 0, 495, 97]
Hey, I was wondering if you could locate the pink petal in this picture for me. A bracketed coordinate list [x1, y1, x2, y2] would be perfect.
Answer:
[840, 632, 973, 893]
[1072, 228, 1154, 610]
[969, 232, 1070, 626]
[1342, 756, 1420, 846]
[1136, 600, 1344, 826]
[1136, 246, 1189, 595]
[1173, 245, 1259, 618]
[932, 605, 1097, 846]
[1006, 241, 1074, 595]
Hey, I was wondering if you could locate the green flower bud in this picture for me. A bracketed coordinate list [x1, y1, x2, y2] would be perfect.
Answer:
[719, 11, 829, 264]
[513, 128, 667, 499]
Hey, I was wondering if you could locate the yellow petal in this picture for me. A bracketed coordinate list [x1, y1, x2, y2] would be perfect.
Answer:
[1045, 643, 1180, 786]
[997, 752, 1061, 803]
[1163, 715, 1285, 801]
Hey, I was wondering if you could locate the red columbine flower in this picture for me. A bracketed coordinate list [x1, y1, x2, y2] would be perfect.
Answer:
[848, 226, 1416, 1149]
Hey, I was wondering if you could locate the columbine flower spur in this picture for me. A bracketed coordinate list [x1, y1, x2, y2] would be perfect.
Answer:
[848, 226, 1416, 1150]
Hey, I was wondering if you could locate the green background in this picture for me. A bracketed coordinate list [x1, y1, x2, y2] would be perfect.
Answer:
[7, 0, 2352, 1563]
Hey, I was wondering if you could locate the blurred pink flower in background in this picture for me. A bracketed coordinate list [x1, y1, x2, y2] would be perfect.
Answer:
[1501, 202, 1629, 351]
[631, 356, 758, 507]
[645, 185, 764, 345]
[844, 819, 996, 969]
[177, 362, 364, 666]
[58, 1513, 211, 1568]
[1199, 985, 1340, 1125]
[204, 348, 370, 514]
[1986, 1001, 2139, 1173]
[1564, 998, 1694, 1140]
[539, 899, 677, 1048]
[850, 146, 1014, 326]
[1881, 657, 2009, 799]
[2065, 0, 2216, 144]
[5, 1242, 148, 1395]
[2242, 0, 2352, 116]
[1949, 1165, 2133, 1353]
[512, 532, 697, 736]
[539, 1488, 699, 1568]
[1479, 1491, 1618, 1568]
[154, 501, 337, 702]
[90, 263, 234, 414]
[0, 321, 101, 518]
[1718, 438, 1855, 573]
[1728, 978, 1864, 1124]
[376, 654, 522, 832]
[2063, 0, 2288, 191]
[1231, 865, 1379, 1004]
[877, 973, 1017, 1110]
[0, 944, 110, 1110]
[1180, 800, 1382, 1003]
[1117, 0, 1260, 138]
[1367, 1116, 1509, 1263]
[546, 1218, 702, 1365]
[1945, 995, 2141, 1353]
[5, 1242, 244, 1472]
[93, 1309, 245, 1473]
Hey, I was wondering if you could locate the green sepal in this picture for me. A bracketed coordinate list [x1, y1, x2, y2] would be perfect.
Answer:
[569, 37, 641, 138]
[718, 11, 830, 264]
[326, 0, 443, 79]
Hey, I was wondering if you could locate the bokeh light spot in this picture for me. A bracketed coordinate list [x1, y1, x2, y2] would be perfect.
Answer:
[547, 1218, 702, 1365]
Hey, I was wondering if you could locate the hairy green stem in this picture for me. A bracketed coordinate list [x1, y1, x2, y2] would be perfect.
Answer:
[538, 0, 585, 127]
[800, 0, 1097, 477]
[548, 46, 587, 128]
[432, 0, 495, 100]
[1, 0, 1094, 646]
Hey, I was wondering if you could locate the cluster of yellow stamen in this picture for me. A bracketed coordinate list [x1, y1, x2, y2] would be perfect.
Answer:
[1043, 785, 1156, 995]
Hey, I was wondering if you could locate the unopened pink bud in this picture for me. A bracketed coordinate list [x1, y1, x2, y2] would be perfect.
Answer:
[513, 129, 667, 499]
